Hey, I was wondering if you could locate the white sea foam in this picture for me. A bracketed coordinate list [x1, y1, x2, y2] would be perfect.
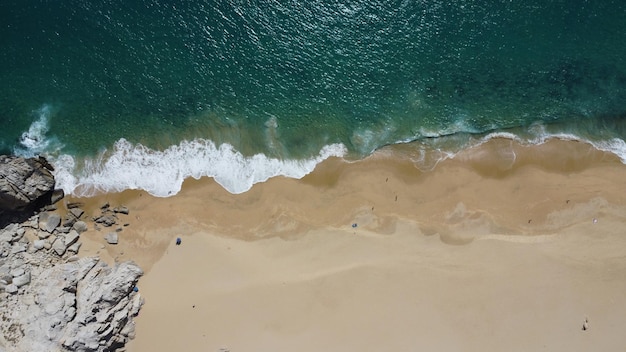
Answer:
[477, 126, 626, 163]
[479, 132, 524, 143]
[409, 148, 454, 172]
[13, 104, 63, 158]
[53, 138, 347, 197]
[519, 124, 626, 162]
[592, 138, 626, 163]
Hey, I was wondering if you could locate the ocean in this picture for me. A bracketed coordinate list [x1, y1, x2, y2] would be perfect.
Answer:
[2, 0, 625, 196]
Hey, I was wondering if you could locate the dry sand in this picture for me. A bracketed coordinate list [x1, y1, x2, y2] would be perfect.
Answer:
[63, 139, 626, 351]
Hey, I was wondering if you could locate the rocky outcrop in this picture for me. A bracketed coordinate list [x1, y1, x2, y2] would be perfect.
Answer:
[15, 258, 143, 352]
[0, 155, 143, 352]
[0, 156, 58, 212]
[0, 217, 143, 352]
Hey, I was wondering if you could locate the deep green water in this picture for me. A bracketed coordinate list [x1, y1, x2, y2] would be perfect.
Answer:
[1, 0, 625, 195]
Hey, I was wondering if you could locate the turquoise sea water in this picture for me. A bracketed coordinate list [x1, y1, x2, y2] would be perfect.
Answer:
[1, 1, 626, 196]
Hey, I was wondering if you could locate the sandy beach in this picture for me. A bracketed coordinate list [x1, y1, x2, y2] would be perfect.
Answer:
[61, 139, 626, 351]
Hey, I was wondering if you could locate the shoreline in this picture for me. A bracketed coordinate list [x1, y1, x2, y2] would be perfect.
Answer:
[50, 130, 626, 199]
[58, 138, 626, 351]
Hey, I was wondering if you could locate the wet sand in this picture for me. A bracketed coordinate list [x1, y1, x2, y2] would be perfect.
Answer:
[62, 139, 626, 351]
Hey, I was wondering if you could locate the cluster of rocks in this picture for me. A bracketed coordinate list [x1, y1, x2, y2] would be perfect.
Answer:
[92, 203, 130, 245]
[0, 156, 144, 352]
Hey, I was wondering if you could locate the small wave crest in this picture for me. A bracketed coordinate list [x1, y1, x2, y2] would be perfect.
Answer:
[382, 123, 626, 176]
[53, 138, 347, 197]
[591, 138, 626, 163]
[445, 124, 626, 177]
[481, 124, 626, 163]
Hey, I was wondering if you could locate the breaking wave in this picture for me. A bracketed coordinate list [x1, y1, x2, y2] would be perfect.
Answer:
[53, 138, 347, 197]
[13, 105, 63, 158]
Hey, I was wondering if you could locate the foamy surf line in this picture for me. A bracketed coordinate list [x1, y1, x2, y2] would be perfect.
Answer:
[479, 127, 626, 163]
[52, 138, 347, 197]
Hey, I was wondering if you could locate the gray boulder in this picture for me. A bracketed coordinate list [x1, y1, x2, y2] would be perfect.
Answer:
[55, 226, 71, 233]
[113, 206, 129, 215]
[13, 272, 30, 287]
[33, 240, 45, 251]
[67, 241, 82, 254]
[10, 267, 25, 278]
[39, 212, 61, 233]
[105, 232, 118, 245]
[72, 221, 88, 233]
[5, 283, 18, 294]
[0, 156, 56, 211]
[64, 230, 80, 247]
[52, 236, 67, 256]
[69, 207, 84, 220]
[37, 230, 51, 239]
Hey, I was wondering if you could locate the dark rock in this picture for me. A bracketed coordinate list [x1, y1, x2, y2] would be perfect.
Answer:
[69, 207, 84, 220]
[37, 155, 54, 171]
[50, 189, 64, 205]
[62, 217, 77, 228]
[94, 215, 116, 227]
[66, 202, 84, 209]
[113, 206, 129, 215]
[0, 156, 56, 212]
[55, 226, 71, 233]
[42, 204, 57, 211]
